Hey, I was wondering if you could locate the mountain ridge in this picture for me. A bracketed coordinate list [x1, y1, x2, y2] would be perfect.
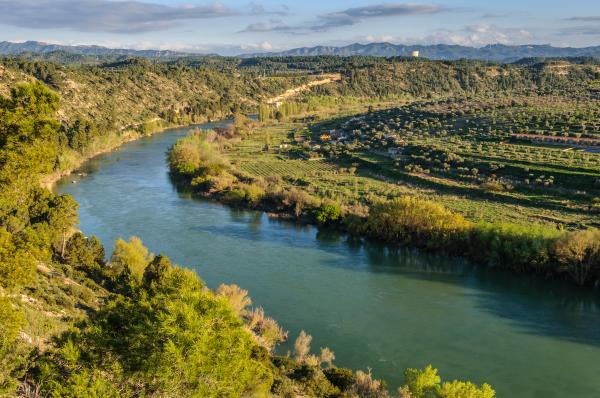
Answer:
[240, 42, 600, 62]
[2, 40, 600, 62]
[0, 40, 191, 58]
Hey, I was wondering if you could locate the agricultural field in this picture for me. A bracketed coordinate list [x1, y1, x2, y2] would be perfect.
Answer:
[305, 96, 600, 228]
[224, 96, 600, 229]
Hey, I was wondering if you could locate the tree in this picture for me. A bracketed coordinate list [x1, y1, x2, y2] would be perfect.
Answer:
[401, 366, 495, 398]
[216, 284, 252, 317]
[0, 228, 36, 289]
[437, 381, 495, 398]
[47, 195, 79, 258]
[142, 254, 172, 291]
[0, 297, 27, 394]
[64, 233, 105, 270]
[403, 365, 441, 398]
[294, 330, 312, 362]
[553, 229, 600, 285]
[0, 82, 61, 225]
[111, 237, 152, 280]
[46, 262, 273, 398]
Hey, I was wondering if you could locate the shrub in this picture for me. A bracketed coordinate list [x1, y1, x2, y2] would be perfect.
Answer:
[315, 202, 342, 225]
[241, 183, 266, 205]
[324, 367, 355, 391]
[552, 229, 600, 285]
[362, 197, 471, 250]
[470, 223, 557, 272]
[294, 330, 312, 362]
[216, 284, 252, 317]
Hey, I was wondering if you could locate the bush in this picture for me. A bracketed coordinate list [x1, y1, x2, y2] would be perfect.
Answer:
[315, 202, 342, 225]
[469, 223, 557, 272]
[324, 367, 355, 391]
[361, 197, 471, 250]
[552, 229, 600, 285]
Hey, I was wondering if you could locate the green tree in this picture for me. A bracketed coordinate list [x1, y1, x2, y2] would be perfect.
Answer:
[315, 202, 342, 225]
[0, 82, 60, 225]
[0, 227, 36, 289]
[111, 237, 153, 280]
[64, 232, 105, 270]
[46, 260, 273, 398]
[47, 195, 79, 257]
[553, 229, 600, 285]
[437, 381, 495, 398]
[403, 365, 441, 398]
[0, 297, 27, 394]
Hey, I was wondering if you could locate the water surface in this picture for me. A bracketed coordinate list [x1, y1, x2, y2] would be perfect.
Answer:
[57, 123, 600, 398]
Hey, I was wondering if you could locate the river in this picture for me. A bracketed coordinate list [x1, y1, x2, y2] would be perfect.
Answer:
[56, 122, 600, 398]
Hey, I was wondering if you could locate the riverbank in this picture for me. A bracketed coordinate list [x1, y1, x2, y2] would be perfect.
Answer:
[41, 118, 218, 191]
[167, 122, 600, 288]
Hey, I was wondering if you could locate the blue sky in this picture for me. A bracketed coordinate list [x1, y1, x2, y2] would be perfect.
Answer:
[1, 0, 599, 54]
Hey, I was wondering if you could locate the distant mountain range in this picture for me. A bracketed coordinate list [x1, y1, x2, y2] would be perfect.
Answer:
[242, 43, 600, 62]
[0, 41, 188, 58]
[2, 41, 600, 63]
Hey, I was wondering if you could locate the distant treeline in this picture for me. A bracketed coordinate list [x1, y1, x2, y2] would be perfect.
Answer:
[1, 56, 597, 138]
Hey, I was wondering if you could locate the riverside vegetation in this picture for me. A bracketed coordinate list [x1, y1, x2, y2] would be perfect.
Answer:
[0, 62, 508, 396]
[167, 58, 600, 287]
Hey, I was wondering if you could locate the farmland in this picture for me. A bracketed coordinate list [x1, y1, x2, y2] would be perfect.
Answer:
[215, 96, 599, 229]
[292, 96, 600, 228]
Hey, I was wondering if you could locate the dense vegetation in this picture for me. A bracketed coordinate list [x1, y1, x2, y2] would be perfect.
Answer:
[0, 73, 498, 395]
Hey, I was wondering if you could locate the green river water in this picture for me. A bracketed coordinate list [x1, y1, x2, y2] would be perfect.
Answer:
[56, 123, 600, 398]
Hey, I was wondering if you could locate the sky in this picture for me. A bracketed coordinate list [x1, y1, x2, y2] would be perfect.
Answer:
[1, 0, 600, 55]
